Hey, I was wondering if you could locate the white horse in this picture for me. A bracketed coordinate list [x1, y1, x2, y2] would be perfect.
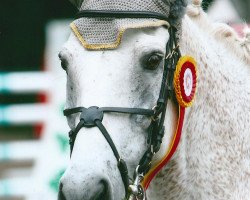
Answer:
[58, 0, 250, 199]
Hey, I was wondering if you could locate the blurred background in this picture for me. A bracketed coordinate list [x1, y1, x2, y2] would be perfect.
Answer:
[0, 0, 249, 199]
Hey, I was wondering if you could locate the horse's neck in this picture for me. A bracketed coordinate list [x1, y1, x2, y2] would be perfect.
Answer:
[148, 15, 250, 200]
[186, 2, 250, 66]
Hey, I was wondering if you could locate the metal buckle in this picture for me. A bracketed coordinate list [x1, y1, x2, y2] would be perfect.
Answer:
[165, 44, 180, 60]
[151, 105, 159, 122]
[128, 166, 146, 200]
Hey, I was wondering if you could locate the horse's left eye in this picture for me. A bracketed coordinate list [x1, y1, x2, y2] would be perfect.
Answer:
[145, 54, 163, 70]
[58, 51, 69, 72]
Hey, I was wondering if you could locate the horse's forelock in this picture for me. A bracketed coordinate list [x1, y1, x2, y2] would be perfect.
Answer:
[163, 0, 188, 26]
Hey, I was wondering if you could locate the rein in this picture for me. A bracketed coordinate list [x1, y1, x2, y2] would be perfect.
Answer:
[64, 10, 192, 200]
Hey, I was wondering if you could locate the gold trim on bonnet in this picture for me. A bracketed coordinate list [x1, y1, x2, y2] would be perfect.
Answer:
[70, 20, 170, 50]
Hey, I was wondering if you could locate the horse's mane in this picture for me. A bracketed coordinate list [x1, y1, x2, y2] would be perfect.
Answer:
[187, 0, 250, 66]
[162, 0, 188, 27]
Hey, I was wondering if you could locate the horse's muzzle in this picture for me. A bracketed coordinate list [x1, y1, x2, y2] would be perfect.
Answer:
[58, 180, 111, 200]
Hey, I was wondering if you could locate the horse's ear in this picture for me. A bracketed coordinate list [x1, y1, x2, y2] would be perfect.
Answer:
[68, 0, 84, 9]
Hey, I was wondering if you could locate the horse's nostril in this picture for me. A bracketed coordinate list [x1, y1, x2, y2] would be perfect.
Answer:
[91, 180, 110, 200]
[58, 178, 110, 200]
[58, 183, 67, 200]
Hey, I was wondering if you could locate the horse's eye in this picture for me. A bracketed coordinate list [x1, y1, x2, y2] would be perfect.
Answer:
[145, 54, 163, 70]
[58, 52, 68, 72]
[60, 58, 69, 71]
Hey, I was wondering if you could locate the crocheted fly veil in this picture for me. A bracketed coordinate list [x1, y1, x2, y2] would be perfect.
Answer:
[70, 0, 187, 50]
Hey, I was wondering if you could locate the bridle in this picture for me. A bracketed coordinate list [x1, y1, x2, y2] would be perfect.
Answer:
[64, 10, 182, 200]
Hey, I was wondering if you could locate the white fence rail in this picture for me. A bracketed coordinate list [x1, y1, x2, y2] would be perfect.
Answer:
[0, 72, 52, 93]
[0, 178, 32, 196]
[0, 104, 49, 125]
[0, 142, 40, 161]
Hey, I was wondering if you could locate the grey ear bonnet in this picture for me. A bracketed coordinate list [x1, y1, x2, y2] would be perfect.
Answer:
[70, 0, 187, 50]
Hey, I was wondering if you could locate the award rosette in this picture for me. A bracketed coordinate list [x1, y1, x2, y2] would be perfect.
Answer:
[174, 56, 197, 108]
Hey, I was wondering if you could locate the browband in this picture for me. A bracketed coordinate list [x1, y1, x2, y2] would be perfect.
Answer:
[75, 10, 170, 22]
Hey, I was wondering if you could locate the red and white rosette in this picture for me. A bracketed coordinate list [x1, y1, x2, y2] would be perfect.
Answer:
[174, 56, 197, 108]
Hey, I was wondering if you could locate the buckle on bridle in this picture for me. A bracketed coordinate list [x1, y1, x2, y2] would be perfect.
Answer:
[151, 105, 161, 122]
[151, 105, 160, 121]
[165, 44, 180, 60]
[128, 166, 146, 200]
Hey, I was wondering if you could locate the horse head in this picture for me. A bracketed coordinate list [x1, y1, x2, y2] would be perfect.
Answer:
[58, 0, 188, 199]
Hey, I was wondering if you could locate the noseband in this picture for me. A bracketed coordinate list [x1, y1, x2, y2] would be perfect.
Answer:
[64, 10, 181, 200]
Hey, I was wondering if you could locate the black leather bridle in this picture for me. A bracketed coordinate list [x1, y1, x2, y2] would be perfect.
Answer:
[64, 10, 181, 200]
